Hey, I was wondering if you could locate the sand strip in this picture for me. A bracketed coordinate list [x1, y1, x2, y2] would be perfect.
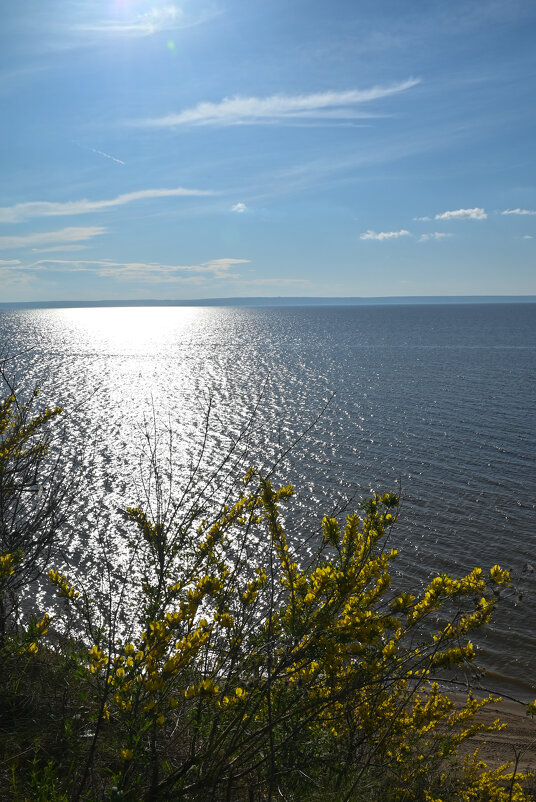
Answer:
[452, 694, 536, 772]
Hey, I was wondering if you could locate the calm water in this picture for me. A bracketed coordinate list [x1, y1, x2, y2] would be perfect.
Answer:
[1, 303, 535, 698]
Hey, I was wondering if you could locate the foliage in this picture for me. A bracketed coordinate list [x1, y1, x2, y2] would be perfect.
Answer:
[0, 384, 534, 801]
[0, 369, 65, 648]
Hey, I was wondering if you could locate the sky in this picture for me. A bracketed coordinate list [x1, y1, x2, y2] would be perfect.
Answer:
[1, 0, 535, 301]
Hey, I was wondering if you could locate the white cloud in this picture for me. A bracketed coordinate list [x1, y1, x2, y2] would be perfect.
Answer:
[132, 5, 183, 34]
[502, 208, 536, 216]
[81, 5, 182, 35]
[206, 258, 249, 269]
[76, 5, 219, 37]
[0, 264, 33, 287]
[238, 278, 309, 287]
[31, 245, 88, 253]
[23, 257, 250, 283]
[0, 227, 106, 250]
[434, 207, 487, 220]
[0, 187, 215, 224]
[231, 202, 247, 213]
[0, 259, 21, 265]
[418, 232, 452, 242]
[522, 234, 534, 240]
[360, 229, 410, 241]
[137, 79, 420, 128]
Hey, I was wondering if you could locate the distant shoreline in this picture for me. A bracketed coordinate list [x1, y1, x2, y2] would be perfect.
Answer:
[2, 295, 536, 310]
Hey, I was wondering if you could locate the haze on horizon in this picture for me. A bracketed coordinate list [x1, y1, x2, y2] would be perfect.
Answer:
[1, 0, 535, 302]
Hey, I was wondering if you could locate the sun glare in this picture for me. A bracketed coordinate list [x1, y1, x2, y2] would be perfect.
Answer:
[57, 306, 201, 354]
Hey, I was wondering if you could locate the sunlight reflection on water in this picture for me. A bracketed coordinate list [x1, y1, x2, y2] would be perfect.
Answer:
[2, 303, 536, 697]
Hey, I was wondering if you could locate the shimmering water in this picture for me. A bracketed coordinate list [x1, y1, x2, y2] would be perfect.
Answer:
[1, 303, 535, 697]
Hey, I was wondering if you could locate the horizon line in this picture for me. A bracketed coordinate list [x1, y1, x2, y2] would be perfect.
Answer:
[1, 294, 536, 309]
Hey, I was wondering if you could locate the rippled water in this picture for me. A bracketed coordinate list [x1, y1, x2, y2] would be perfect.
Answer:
[1, 303, 535, 697]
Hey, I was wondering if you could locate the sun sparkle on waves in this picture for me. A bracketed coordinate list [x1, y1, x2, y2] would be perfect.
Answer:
[56, 306, 203, 355]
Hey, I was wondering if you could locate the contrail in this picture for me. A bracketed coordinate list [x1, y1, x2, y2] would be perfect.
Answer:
[90, 147, 125, 165]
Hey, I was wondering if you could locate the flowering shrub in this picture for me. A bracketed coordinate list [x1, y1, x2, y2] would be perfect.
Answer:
[1, 384, 534, 800]
[40, 474, 533, 800]
[0, 385, 63, 650]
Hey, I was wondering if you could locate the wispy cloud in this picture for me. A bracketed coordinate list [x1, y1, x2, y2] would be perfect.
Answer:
[0, 227, 106, 250]
[31, 245, 88, 253]
[76, 4, 220, 37]
[360, 229, 410, 241]
[523, 234, 534, 240]
[237, 278, 309, 287]
[434, 207, 487, 220]
[137, 79, 420, 128]
[418, 232, 452, 242]
[231, 202, 247, 213]
[0, 262, 32, 287]
[502, 208, 536, 216]
[204, 258, 249, 275]
[19, 257, 250, 283]
[0, 187, 215, 224]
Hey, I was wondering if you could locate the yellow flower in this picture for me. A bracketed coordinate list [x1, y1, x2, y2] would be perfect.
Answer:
[490, 564, 510, 584]
[120, 748, 133, 760]
[382, 640, 397, 659]
[0, 553, 15, 577]
[199, 679, 219, 696]
[36, 614, 50, 636]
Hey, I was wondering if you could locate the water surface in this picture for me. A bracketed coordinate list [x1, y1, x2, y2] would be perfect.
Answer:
[2, 303, 535, 697]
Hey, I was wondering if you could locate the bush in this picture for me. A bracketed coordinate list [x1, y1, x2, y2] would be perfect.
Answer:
[0, 385, 534, 801]
[0, 371, 65, 648]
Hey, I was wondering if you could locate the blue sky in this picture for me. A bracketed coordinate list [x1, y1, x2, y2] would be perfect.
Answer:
[1, 0, 535, 301]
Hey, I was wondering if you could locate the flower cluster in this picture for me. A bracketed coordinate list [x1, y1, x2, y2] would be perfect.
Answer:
[42, 469, 532, 800]
[0, 552, 17, 578]
[48, 569, 79, 599]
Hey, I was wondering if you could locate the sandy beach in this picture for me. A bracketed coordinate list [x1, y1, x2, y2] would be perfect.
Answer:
[455, 695, 536, 773]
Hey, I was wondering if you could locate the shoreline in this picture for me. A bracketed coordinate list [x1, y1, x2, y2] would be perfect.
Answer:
[452, 693, 536, 771]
